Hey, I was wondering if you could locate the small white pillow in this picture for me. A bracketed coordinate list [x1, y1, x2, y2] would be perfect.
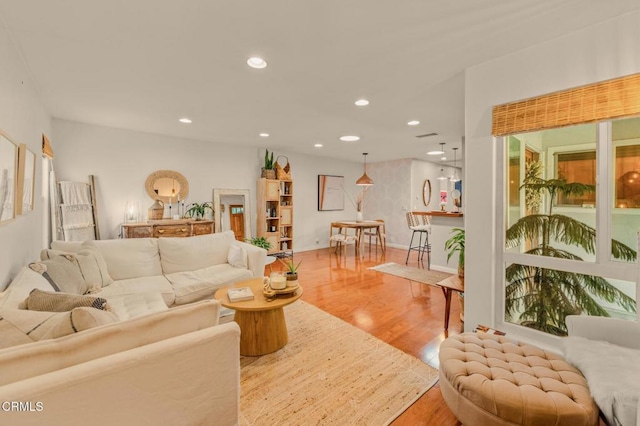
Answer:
[227, 244, 248, 269]
[0, 267, 55, 309]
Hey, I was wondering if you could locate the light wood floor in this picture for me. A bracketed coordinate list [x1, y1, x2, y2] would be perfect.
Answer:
[267, 244, 462, 425]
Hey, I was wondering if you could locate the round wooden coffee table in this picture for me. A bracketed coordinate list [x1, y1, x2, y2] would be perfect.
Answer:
[215, 277, 303, 356]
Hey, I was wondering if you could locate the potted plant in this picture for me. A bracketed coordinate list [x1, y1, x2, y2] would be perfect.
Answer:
[505, 161, 636, 336]
[445, 228, 465, 278]
[279, 258, 302, 281]
[245, 236, 272, 251]
[185, 202, 213, 220]
[261, 149, 276, 179]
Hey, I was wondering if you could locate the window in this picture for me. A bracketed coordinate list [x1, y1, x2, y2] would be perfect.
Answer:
[502, 121, 637, 337]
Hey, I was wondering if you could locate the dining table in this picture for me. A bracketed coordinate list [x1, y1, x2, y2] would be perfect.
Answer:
[333, 220, 385, 254]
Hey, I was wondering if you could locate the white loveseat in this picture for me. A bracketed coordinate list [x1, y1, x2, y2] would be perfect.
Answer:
[0, 300, 241, 425]
[564, 315, 640, 426]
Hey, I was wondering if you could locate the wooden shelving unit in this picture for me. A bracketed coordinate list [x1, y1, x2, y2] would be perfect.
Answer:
[257, 178, 293, 256]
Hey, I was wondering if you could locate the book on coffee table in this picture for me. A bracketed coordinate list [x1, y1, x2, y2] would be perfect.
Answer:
[228, 287, 254, 302]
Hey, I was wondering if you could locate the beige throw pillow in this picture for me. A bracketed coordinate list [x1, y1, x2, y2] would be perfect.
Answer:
[20, 289, 108, 312]
[29, 256, 88, 295]
[41, 247, 113, 289]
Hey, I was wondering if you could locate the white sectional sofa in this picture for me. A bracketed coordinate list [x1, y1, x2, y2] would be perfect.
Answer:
[0, 230, 267, 425]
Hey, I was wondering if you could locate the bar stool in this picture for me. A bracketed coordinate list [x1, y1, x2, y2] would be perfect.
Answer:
[405, 212, 431, 268]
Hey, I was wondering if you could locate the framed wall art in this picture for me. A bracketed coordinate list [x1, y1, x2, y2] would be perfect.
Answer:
[318, 175, 344, 211]
[0, 131, 18, 223]
[17, 143, 36, 214]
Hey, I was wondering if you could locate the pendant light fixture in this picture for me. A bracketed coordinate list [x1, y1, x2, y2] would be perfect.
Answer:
[356, 153, 374, 186]
[450, 147, 460, 182]
[437, 143, 448, 180]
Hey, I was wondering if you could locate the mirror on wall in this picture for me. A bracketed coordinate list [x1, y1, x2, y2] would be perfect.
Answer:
[145, 170, 189, 203]
[0, 131, 18, 222]
[213, 188, 251, 241]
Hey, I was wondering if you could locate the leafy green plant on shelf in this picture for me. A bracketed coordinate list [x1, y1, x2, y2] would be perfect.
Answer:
[505, 160, 636, 336]
[185, 202, 213, 220]
[246, 237, 272, 251]
[264, 149, 274, 170]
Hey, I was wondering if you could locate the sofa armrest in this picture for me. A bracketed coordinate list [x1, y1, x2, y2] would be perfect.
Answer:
[236, 240, 267, 278]
[566, 315, 640, 349]
[0, 322, 240, 426]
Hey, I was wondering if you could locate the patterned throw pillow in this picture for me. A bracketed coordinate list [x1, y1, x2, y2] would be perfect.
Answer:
[20, 289, 108, 312]
[29, 256, 88, 295]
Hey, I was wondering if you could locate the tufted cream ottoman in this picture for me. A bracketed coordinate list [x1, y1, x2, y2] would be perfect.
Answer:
[439, 333, 598, 426]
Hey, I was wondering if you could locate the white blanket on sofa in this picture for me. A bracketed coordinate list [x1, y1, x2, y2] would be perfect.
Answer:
[564, 336, 640, 426]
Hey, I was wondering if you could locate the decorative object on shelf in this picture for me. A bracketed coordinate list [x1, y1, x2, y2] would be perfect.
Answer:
[275, 155, 291, 180]
[355, 152, 374, 186]
[144, 170, 189, 204]
[261, 149, 276, 179]
[422, 179, 431, 207]
[124, 200, 140, 222]
[246, 236, 272, 250]
[445, 227, 465, 278]
[279, 258, 302, 281]
[185, 202, 213, 220]
[439, 190, 447, 211]
[450, 189, 461, 213]
[148, 199, 164, 220]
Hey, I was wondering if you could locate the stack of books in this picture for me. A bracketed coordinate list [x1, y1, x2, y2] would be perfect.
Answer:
[228, 287, 254, 302]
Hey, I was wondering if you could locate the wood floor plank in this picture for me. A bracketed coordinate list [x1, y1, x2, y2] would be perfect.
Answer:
[266, 246, 462, 425]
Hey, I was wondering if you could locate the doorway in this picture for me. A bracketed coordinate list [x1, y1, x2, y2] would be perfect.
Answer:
[229, 205, 245, 241]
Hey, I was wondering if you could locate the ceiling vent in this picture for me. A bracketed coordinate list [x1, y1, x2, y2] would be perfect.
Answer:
[415, 132, 438, 138]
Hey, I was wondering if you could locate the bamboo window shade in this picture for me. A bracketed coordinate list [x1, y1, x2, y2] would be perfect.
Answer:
[42, 133, 54, 159]
[492, 73, 640, 136]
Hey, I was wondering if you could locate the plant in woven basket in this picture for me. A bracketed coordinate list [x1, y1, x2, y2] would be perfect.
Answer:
[279, 258, 302, 281]
[185, 202, 213, 220]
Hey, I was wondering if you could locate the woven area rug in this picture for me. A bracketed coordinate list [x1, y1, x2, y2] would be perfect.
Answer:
[239, 301, 439, 425]
[369, 262, 452, 286]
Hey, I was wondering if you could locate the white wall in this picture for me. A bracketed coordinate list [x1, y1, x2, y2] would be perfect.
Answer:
[52, 120, 364, 252]
[0, 27, 52, 289]
[464, 11, 640, 342]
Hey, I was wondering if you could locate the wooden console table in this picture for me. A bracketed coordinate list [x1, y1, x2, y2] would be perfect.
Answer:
[121, 219, 214, 238]
[437, 275, 465, 331]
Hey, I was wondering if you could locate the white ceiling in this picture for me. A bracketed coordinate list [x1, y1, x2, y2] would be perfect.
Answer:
[1, 1, 639, 164]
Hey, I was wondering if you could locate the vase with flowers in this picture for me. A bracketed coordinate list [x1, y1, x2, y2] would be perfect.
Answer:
[343, 186, 368, 222]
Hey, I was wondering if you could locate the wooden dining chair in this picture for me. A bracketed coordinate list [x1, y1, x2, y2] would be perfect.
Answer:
[329, 222, 357, 254]
[364, 219, 386, 252]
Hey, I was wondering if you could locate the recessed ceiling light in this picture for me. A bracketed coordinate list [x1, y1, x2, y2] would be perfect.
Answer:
[178, 118, 192, 124]
[259, 133, 269, 138]
[355, 99, 369, 106]
[407, 120, 420, 126]
[247, 57, 267, 69]
[339, 135, 360, 142]
[314, 143, 323, 148]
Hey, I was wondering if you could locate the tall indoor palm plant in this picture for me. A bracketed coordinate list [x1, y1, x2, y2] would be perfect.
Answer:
[505, 161, 636, 335]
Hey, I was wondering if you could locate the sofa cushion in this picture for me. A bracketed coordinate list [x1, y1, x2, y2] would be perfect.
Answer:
[20, 289, 109, 312]
[50, 240, 84, 252]
[41, 247, 114, 288]
[83, 238, 163, 280]
[227, 244, 248, 269]
[165, 264, 252, 305]
[29, 256, 88, 295]
[158, 231, 236, 274]
[0, 267, 55, 309]
[0, 307, 118, 349]
[102, 292, 168, 321]
[93, 275, 176, 306]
